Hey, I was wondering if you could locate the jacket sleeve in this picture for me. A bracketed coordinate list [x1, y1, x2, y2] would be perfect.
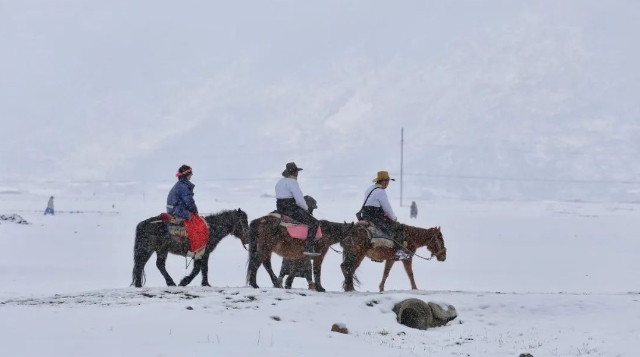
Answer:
[290, 180, 309, 211]
[378, 190, 397, 221]
[177, 183, 198, 213]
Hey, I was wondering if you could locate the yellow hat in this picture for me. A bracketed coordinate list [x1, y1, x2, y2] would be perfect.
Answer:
[373, 171, 395, 183]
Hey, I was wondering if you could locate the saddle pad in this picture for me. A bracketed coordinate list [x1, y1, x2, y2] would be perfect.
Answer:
[267, 212, 322, 239]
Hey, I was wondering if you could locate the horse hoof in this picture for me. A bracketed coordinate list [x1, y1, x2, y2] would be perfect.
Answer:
[249, 283, 259, 289]
[202, 283, 211, 287]
[284, 285, 292, 289]
[315, 286, 326, 293]
[167, 282, 177, 287]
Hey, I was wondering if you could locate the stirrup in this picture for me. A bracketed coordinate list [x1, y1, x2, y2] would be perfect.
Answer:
[394, 250, 411, 261]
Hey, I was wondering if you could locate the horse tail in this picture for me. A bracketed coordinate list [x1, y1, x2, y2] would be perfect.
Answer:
[131, 216, 159, 287]
[245, 218, 262, 285]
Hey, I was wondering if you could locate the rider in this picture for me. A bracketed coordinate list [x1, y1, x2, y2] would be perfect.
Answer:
[361, 171, 411, 261]
[275, 162, 320, 257]
[166, 165, 199, 220]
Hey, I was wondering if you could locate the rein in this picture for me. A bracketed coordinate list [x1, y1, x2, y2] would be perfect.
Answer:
[393, 230, 446, 261]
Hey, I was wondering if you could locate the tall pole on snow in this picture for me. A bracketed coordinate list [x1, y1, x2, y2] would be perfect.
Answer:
[400, 127, 404, 207]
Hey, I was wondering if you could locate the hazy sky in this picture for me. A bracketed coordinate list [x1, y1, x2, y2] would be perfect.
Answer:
[2, 0, 639, 201]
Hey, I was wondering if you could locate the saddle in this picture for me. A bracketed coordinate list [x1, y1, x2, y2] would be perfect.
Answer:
[268, 212, 322, 240]
[159, 213, 209, 259]
[160, 213, 188, 238]
[357, 221, 397, 249]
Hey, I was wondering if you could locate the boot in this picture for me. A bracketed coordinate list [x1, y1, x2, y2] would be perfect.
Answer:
[303, 237, 320, 257]
[394, 249, 411, 261]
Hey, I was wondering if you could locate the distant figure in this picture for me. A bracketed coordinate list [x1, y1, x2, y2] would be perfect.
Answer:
[410, 201, 418, 219]
[44, 196, 55, 215]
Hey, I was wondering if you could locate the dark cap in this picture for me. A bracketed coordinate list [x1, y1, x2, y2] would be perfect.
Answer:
[282, 162, 303, 177]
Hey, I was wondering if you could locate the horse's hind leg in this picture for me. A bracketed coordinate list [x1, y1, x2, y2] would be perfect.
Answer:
[340, 251, 364, 292]
[262, 256, 282, 288]
[155, 250, 177, 286]
[132, 249, 153, 288]
[379, 259, 396, 292]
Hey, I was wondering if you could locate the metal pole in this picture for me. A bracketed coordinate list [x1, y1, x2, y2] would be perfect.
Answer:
[400, 127, 404, 207]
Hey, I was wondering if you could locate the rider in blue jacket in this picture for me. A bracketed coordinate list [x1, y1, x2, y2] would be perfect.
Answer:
[167, 165, 198, 220]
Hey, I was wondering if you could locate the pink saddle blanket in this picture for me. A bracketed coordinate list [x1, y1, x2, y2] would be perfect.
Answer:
[286, 224, 322, 240]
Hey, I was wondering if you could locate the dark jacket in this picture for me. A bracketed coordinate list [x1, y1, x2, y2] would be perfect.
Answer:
[166, 178, 198, 220]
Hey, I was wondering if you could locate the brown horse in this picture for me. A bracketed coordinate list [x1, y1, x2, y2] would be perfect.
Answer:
[131, 209, 249, 288]
[340, 224, 446, 292]
[245, 216, 355, 292]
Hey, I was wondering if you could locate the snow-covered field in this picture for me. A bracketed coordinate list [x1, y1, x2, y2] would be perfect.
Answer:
[1, 191, 639, 356]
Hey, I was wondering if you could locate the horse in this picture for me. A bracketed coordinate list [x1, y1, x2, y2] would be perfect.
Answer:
[245, 216, 355, 292]
[340, 223, 446, 292]
[131, 208, 249, 288]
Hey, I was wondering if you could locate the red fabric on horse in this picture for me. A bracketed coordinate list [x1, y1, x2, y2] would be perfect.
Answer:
[183, 214, 209, 254]
[160, 213, 172, 223]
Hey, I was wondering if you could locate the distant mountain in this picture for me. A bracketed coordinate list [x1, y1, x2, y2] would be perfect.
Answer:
[2, 0, 639, 201]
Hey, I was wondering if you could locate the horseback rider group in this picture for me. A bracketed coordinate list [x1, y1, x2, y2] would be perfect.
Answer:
[165, 162, 410, 261]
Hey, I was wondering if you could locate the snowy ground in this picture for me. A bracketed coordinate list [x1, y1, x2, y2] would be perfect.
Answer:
[1, 191, 639, 356]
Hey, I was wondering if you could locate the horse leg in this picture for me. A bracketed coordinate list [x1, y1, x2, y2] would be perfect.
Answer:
[284, 274, 294, 289]
[199, 253, 212, 287]
[401, 257, 418, 290]
[379, 259, 397, 292]
[155, 250, 177, 286]
[262, 256, 282, 288]
[340, 251, 358, 292]
[132, 248, 154, 288]
[178, 259, 202, 286]
[311, 255, 326, 292]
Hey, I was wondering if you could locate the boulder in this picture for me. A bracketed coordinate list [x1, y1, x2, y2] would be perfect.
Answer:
[392, 298, 457, 330]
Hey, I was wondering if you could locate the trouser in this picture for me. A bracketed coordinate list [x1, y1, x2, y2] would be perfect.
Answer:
[362, 206, 404, 244]
[276, 198, 319, 250]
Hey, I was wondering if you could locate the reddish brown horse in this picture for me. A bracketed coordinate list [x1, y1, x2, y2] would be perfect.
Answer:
[245, 216, 355, 292]
[340, 224, 446, 292]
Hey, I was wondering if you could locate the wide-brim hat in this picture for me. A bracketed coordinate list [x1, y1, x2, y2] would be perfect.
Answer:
[282, 162, 303, 177]
[373, 171, 395, 183]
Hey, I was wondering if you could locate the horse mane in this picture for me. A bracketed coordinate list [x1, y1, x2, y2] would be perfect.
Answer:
[203, 209, 245, 225]
[403, 224, 441, 247]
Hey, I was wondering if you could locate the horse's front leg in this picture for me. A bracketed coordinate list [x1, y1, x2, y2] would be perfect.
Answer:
[155, 250, 176, 286]
[401, 257, 418, 290]
[311, 254, 326, 292]
[379, 259, 396, 292]
[179, 259, 202, 287]
[199, 253, 212, 287]
[262, 255, 282, 288]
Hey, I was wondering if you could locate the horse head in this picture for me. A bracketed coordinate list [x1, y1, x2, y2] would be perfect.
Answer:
[430, 226, 447, 261]
[231, 208, 250, 243]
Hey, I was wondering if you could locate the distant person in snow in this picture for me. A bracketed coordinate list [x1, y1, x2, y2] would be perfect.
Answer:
[167, 165, 198, 220]
[44, 196, 55, 215]
[410, 201, 418, 219]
